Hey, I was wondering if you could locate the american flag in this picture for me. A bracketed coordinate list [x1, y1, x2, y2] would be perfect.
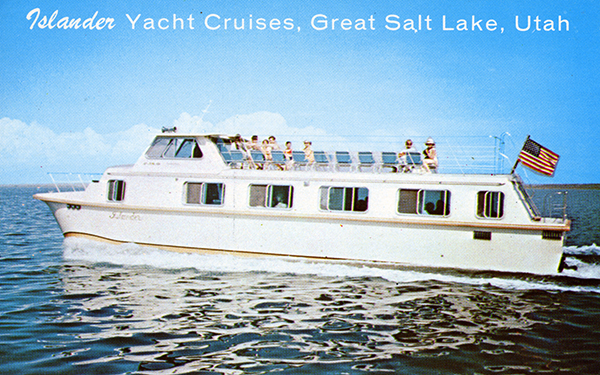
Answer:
[518, 137, 560, 177]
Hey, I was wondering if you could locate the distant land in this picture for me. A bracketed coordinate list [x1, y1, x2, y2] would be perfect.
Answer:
[527, 184, 600, 190]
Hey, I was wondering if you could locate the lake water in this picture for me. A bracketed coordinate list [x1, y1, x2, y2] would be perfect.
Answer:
[1, 185, 600, 374]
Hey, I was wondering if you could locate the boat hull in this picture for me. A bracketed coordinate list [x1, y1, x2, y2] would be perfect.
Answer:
[42, 199, 565, 275]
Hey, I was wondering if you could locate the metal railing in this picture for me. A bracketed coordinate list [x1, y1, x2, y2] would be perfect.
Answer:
[542, 191, 569, 220]
[219, 134, 508, 175]
[47, 172, 103, 193]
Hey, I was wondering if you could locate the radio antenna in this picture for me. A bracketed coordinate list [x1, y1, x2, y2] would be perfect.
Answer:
[199, 100, 212, 122]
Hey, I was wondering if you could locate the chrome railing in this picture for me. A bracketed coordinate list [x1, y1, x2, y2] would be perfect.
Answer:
[47, 172, 103, 193]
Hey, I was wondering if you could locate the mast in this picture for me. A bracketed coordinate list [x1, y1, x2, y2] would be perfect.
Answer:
[510, 135, 529, 174]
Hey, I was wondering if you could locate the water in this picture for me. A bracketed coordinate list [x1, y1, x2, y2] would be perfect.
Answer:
[1, 185, 600, 374]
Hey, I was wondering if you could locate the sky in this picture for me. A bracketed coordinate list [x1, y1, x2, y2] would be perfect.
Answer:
[1, 0, 598, 185]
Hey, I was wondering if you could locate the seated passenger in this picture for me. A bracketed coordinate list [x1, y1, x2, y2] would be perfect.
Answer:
[247, 135, 261, 150]
[264, 137, 285, 170]
[233, 134, 246, 150]
[268, 135, 281, 151]
[262, 139, 273, 160]
[355, 198, 368, 212]
[423, 137, 438, 172]
[261, 139, 273, 169]
[425, 202, 436, 214]
[233, 134, 255, 169]
[434, 199, 446, 215]
[284, 141, 293, 170]
[303, 141, 315, 166]
[273, 192, 288, 208]
[398, 139, 419, 170]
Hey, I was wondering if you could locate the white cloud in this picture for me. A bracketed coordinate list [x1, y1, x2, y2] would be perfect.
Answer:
[0, 117, 160, 183]
[0, 117, 158, 167]
[0, 112, 336, 184]
[2, 112, 503, 185]
[171, 111, 333, 149]
[171, 111, 328, 139]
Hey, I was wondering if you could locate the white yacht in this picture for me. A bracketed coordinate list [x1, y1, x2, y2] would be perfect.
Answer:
[34, 133, 570, 275]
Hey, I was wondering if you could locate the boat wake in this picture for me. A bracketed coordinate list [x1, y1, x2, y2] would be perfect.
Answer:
[62, 237, 600, 294]
[562, 244, 600, 279]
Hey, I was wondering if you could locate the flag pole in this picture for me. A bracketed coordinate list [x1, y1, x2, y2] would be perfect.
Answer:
[511, 135, 530, 174]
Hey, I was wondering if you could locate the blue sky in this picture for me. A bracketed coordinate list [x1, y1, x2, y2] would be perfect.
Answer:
[1, 0, 598, 185]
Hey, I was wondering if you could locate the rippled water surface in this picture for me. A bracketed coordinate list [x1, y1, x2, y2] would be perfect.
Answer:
[1, 186, 600, 374]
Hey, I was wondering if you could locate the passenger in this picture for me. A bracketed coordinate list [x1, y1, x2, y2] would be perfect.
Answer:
[434, 199, 446, 215]
[284, 141, 293, 170]
[234, 134, 255, 169]
[284, 141, 293, 159]
[267, 137, 284, 170]
[260, 139, 273, 162]
[398, 139, 419, 171]
[268, 135, 281, 151]
[423, 137, 438, 172]
[273, 192, 288, 208]
[233, 134, 245, 153]
[356, 197, 368, 212]
[247, 135, 261, 150]
[303, 141, 315, 165]
[234, 134, 248, 148]
[425, 202, 436, 214]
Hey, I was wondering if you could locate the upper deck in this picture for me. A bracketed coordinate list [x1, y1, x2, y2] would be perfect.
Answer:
[131, 133, 503, 177]
[116, 133, 562, 222]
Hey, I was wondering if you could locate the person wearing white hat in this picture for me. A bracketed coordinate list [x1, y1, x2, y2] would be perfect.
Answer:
[303, 140, 315, 165]
[423, 137, 438, 172]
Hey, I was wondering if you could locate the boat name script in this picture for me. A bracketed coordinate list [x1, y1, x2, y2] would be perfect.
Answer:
[26, 9, 571, 34]
[109, 212, 142, 221]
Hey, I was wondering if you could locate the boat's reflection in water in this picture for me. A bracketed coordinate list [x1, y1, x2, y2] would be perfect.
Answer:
[55, 237, 586, 374]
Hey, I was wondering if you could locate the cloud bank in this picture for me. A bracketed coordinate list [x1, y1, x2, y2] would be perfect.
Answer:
[0, 112, 332, 184]
[0, 111, 501, 185]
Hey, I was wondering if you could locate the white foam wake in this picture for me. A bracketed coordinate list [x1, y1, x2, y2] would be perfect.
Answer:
[63, 237, 600, 294]
[564, 244, 600, 256]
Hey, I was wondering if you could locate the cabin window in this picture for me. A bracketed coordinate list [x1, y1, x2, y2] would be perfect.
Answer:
[320, 186, 368, 212]
[107, 180, 126, 201]
[145, 137, 203, 159]
[398, 189, 451, 216]
[162, 138, 180, 158]
[175, 139, 203, 158]
[249, 184, 294, 208]
[146, 137, 170, 158]
[185, 182, 224, 205]
[477, 191, 505, 219]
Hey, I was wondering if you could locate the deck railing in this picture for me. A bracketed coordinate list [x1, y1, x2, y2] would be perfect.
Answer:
[215, 134, 510, 175]
[218, 148, 499, 174]
[47, 172, 103, 193]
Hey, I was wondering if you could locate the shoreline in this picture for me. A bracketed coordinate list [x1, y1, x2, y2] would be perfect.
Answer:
[526, 183, 600, 190]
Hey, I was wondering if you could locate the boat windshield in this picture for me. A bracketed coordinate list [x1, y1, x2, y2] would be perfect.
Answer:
[146, 137, 203, 159]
